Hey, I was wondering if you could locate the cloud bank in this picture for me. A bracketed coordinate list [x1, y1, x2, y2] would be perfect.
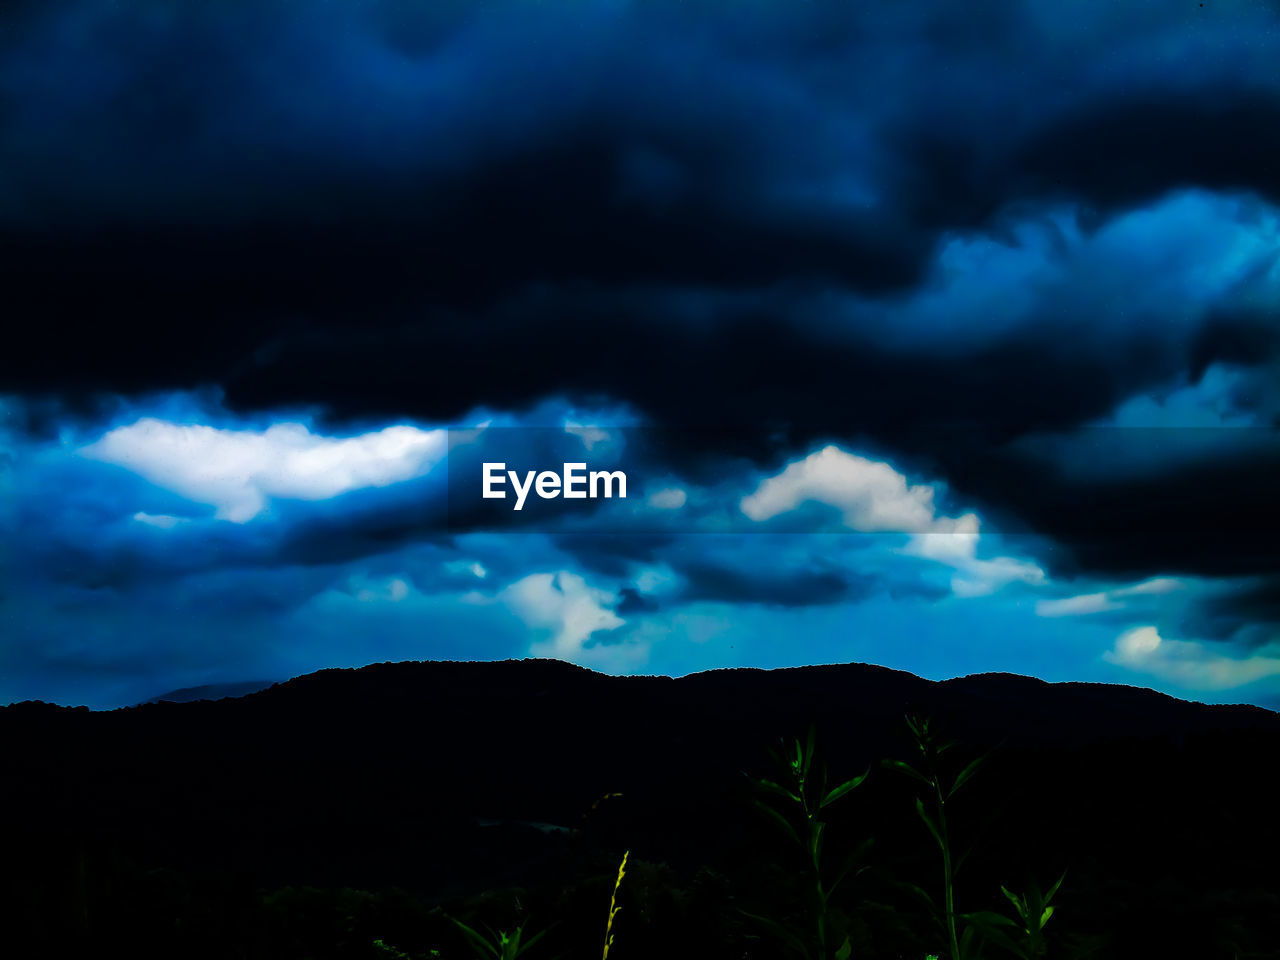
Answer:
[1, 0, 1278, 705]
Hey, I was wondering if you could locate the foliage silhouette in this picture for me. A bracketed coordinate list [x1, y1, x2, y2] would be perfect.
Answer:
[744, 723, 872, 960]
[450, 918, 549, 960]
[885, 714, 1067, 960]
[2, 660, 1277, 957]
[600, 850, 628, 960]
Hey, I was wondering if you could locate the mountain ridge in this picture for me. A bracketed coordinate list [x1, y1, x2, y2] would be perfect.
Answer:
[3, 655, 1277, 957]
[6, 656, 1275, 718]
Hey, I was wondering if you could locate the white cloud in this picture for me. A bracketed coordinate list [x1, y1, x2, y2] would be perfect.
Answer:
[904, 515, 1045, 597]
[1036, 591, 1120, 617]
[635, 564, 679, 595]
[741, 445, 939, 531]
[82, 418, 447, 522]
[132, 511, 189, 529]
[943, 553, 1046, 598]
[565, 421, 611, 451]
[1122, 577, 1184, 596]
[742, 445, 1044, 595]
[445, 559, 488, 579]
[1104, 625, 1280, 691]
[501, 571, 633, 668]
[344, 574, 414, 603]
[1036, 577, 1184, 617]
[647, 486, 687, 510]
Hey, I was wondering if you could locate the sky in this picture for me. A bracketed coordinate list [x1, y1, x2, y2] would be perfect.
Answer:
[1, 0, 1279, 709]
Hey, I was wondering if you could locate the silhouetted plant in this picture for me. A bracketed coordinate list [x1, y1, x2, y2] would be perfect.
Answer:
[451, 918, 549, 960]
[601, 849, 629, 960]
[372, 939, 437, 959]
[745, 723, 872, 960]
[886, 715, 1065, 960]
[884, 714, 990, 960]
[374, 913, 549, 960]
[988, 871, 1067, 958]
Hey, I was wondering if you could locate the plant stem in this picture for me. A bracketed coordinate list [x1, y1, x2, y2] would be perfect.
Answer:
[800, 770, 828, 958]
[934, 775, 960, 960]
[601, 850, 628, 960]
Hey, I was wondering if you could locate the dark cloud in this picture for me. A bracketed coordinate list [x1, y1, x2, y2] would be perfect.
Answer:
[553, 534, 676, 579]
[3, 0, 1280, 597]
[677, 560, 858, 607]
[1014, 96, 1280, 213]
[969, 428, 1280, 580]
[1180, 577, 1280, 647]
[614, 587, 659, 616]
[672, 559, 951, 609]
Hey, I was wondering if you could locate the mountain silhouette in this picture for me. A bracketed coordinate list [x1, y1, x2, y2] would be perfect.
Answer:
[144, 679, 279, 704]
[2, 658, 1276, 958]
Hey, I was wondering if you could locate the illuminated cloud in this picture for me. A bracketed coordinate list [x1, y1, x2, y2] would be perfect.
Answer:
[132, 511, 189, 529]
[349, 575, 412, 603]
[82, 418, 447, 522]
[647, 487, 687, 510]
[501, 571, 631, 668]
[743, 446, 1045, 596]
[565, 421, 612, 451]
[905, 522, 1046, 598]
[446, 560, 488, 580]
[1037, 578, 1183, 617]
[741, 445, 941, 532]
[1104, 625, 1280, 691]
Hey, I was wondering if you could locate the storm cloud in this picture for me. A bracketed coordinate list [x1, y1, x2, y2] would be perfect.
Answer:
[1, 0, 1278, 705]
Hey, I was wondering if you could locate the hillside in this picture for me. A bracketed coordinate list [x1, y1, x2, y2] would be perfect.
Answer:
[2, 658, 1277, 958]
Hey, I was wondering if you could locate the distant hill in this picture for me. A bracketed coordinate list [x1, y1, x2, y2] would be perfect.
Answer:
[145, 679, 279, 704]
[2, 658, 1277, 958]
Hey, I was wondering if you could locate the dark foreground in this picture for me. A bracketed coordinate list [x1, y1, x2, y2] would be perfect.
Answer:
[2, 659, 1277, 958]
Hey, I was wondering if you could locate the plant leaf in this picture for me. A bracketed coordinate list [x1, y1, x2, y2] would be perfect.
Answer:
[1045, 869, 1067, 905]
[915, 796, 944, 850]
[963, 912, 1021, 957]
[897, 880, 939, 918]
[1000, 885, 1024, 917]
[520, 927, 549, 956]
[755, 777, 803, 804]
[741, 910, 814, 960]
[882, 758, 931, 786]
[828, 838, 874, 896]
[820, 768, 870, 809]
[452, 919, 500, 960]
[963, 910, 1017, 930]
[947, 754, 986, 799]
[809, 819, 826, 868]
[752, 799, 801, 845]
